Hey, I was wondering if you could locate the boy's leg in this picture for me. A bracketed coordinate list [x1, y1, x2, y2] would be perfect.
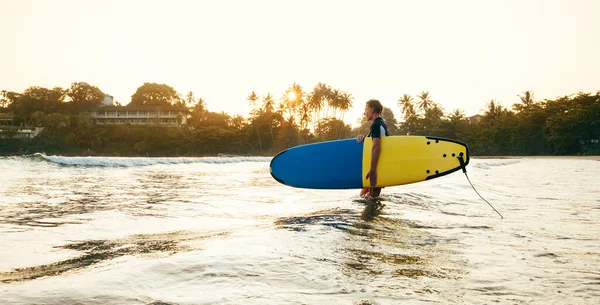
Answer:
[369, 187, 382, 197]
[360, 188, 370, 197]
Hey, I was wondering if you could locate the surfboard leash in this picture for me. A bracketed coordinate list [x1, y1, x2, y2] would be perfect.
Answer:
[458, 156, 504, 219]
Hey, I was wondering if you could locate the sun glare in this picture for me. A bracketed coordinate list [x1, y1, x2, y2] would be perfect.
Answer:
[286, 91, 296, 101]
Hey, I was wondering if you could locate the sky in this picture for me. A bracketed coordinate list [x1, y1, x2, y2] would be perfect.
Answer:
[1, 0, 599, 126]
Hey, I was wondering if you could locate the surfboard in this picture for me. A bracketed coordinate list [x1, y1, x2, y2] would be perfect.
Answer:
[269, 135, 469, 189]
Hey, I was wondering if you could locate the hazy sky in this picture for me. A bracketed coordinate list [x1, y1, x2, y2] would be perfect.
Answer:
[1, 0, 599, 125]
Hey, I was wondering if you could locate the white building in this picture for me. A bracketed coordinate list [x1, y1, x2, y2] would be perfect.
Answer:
[90, 105, 188, 127]
[0, 127, 44, 139]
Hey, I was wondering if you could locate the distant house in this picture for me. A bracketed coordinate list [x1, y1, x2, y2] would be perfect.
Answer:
[467, 114, 483, 124]
[0, 127, 45, 139]
[0, 112, 14, 125]
[0, 113, 45, 138]
[89, 105, 188, 127]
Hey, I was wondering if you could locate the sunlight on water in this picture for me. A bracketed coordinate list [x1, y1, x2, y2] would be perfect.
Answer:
[1, 156, 599, 304]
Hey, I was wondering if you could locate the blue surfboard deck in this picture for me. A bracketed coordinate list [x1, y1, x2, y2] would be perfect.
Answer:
[269, 138, 363, 189]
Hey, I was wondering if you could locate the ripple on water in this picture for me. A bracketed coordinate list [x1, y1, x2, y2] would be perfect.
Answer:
[273, 197, 467, 302]
[0, 230, 229, 283]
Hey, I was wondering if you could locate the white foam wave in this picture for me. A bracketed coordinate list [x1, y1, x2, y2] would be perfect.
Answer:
[473, 159, 521, 169]
[39, 155, 272, 167]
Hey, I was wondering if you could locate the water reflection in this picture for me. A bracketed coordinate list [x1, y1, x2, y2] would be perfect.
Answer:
[274, 208, 356, 232]
[359, 198, 385, 222]
[0, 171, 196, 229]
[273, 194, 465, 288]
[341, 194, 465, 303]
[0, 230, 227, 283]
[136, 172, 186, 206]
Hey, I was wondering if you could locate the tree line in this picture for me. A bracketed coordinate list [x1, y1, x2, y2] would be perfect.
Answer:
[394, 90, 599, 155]
[0, 82, 598, 156]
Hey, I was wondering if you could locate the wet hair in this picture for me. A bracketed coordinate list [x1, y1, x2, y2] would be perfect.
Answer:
[366, 99, 384, 114]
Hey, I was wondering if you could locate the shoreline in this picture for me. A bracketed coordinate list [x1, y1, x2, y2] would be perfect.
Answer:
[2, 153, 598, 161]
[0, 152, 276, 158]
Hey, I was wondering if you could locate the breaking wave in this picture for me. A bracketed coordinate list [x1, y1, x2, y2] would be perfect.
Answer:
[472, 159, 521, 169]
[31, 154, 271, 167]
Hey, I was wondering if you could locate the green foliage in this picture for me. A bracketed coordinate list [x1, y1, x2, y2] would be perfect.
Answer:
[44, 113, 71, 129]
[66, 82, 104, 113]
[68, 82, 104, 103]
[130, 83, 183, 107]
[9, 87, 65, 126]
[22, 86, 66, 104]
[395, 90, 600, 156]
[314, 118, 352, 141]
[1, 81, 598, 156]
[353, 107, 399, 137]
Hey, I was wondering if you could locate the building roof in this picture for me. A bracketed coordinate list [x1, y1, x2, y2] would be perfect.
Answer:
[97, 104, 189, 112]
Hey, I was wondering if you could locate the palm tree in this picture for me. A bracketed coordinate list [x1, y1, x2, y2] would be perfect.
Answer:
[262, 93, 275, 113]
[397, 94, 415, 119]
[187, 97, 207, 127]
[306, 93, 320, 125]
[484, 99, 505, 120]
[282, 83, 305, 123]
[247, 91, 264, 152]
[513, 90, 535, 112]
[519, 90, 535, 106]
[185, 91, 196, 108]
[277, 100, 286, 116]
[338, 91, 353, 121]
[262, 93, 276, 150]
[290, 83, 305, 104]
[417, 91, 433, 113]
[445, 108, 466, 139]
[247, 91, 259, 111]
[448, 109, 465, 122]
[307, 82, 328, 126]
[424, 103, 444, 121]
[313, 82, 331, 119]
[329, 89, 342, 119]
[195, 97, 206, 113]
[298, 103, 310, 131]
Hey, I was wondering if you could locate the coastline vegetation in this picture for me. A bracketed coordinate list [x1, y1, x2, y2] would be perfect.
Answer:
[0, 82, 598, 156]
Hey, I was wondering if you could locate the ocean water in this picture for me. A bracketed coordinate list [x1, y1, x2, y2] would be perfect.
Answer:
[0, 154, 599, 304]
